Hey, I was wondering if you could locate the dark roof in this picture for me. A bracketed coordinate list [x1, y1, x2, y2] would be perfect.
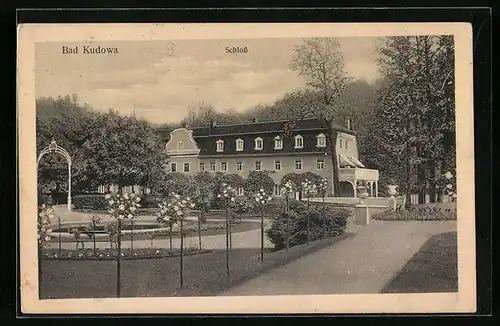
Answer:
[156, 118, 354, 141]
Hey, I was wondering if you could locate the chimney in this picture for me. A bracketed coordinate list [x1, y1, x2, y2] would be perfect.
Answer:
[346, 117, 353, 131]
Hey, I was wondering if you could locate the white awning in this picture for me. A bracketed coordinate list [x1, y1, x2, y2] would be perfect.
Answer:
[348, 156, 366, 168]
[339, 154, 356, 167]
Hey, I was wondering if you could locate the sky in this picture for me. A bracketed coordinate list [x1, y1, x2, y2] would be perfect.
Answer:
[35, 37, 383, 124]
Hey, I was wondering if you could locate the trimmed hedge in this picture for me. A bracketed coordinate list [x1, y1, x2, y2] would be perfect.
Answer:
[266, 199, 349, 250]
[73, 194, 109, 210]
[372, 205, 457, 221]
[139, 194, 159, 208]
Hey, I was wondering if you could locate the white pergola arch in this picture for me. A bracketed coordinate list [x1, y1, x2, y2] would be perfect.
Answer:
[37, 139, 72, 211]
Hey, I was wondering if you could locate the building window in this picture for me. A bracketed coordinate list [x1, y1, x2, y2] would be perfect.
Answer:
[339, 138, 343, 149]
[317, 133, 326, 147]
[216, 139, 224, 152]
[295, 159, 303, 170]
[317, 159, 325, 170]
[210, 162, 216, 172]
[170, 162, 177, 172]
[274, 136, 283, 149]
[183, 162, 190, 173]
[274, 160, 282, 171]
[199, 162, 205, 172]
[221, 162, 228, 172]
[294, 135, 304, 149]
[236, 138, 244, 151]
[236, 161, 243, 171]
[274, 184, 281, 196]
[177, 141, 184, 150]
[255, 137, 263, 150]
[345, 140, 349, 149]
[238, 187, 244, 196]
[255, 161, 262, 171]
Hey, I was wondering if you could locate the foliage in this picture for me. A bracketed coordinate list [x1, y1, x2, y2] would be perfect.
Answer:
[162, 172, 192, 197]
[38, 204, 55, 247]
[42, 247, 208, 260]
[191, 172, 215, 213]
[156, 192, 196, 225]
[372, 205, 457, 221]
[73, 194, 109, 210]
[266, 200, 349, 249]
[244, 171, 274, 195]
[139, 193, 159, 209]
[365, 35, 456, 202]
[105, 192, 142, 220]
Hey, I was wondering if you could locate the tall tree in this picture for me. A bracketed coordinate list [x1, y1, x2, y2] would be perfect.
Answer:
[280, 38, 351, 196]
[373, 35, 455, 203]
[80, 110, 167, 192]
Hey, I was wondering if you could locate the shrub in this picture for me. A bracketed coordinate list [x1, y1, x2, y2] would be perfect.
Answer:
[139, 194, 158, 208]
[266, 200, 349, 250]
[372, 205, 457, 221]
[73, 194, 109, 210]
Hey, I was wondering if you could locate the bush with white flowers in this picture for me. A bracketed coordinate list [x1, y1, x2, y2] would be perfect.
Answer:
[254, 188, 273, 206]
[301, 179, 318, 199]
[317, 178, 329, 196]
[281, 180, 297, 198]
[38, 204, 55, 246]
[105, 192, 142, 221]
[157, 192, 196, 224]
[217, 183, 237, 204]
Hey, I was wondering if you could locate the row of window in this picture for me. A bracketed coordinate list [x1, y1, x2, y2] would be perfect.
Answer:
[216, 184, 289, 197]
[175, 134, 349, 152]
[214, 134, 327, 152]
[171, 159, 326, 173]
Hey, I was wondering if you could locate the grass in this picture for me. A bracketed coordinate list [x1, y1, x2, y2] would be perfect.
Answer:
[40, 234, 347, 299]
[381, 231, 458, 293]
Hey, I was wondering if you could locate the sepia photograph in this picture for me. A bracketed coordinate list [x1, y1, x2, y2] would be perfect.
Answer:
[18, 22, 476, 314]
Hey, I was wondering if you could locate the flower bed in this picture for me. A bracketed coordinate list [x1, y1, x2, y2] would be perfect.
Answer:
[43, 247, 211, 260]
[372, 205, 457, 221]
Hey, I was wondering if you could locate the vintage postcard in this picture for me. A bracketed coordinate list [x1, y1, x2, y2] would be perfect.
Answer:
[18, 22, 476, 314]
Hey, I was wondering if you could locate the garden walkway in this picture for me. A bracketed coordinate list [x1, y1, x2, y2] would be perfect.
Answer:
[221, 219, 457, 295]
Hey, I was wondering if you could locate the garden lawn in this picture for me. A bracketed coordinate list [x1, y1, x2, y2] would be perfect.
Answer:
[381, 231, 458, 293]
[40, 235, 346, 299]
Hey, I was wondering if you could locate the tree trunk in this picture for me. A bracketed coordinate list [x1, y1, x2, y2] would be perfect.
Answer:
[428, 160, 437, 203]
[326, 123, 341, 197]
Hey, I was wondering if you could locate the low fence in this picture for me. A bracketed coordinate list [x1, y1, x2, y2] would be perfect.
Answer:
[308, 196, 406, 211]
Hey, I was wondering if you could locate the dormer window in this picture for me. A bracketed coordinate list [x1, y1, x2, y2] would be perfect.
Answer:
[216, 139, 224, 152]
[316, 133, 326, 147]
[274, 136, 283, 150]
[294, 135, 304, 149]
[236, 138, 244, 151]
[177, 141, 184, 150]
[255, 137, 263, 150]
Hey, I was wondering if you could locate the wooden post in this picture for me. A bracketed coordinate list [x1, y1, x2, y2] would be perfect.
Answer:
[131, 220, 134, 251]
[116, 219, 122, 298]
[322, 193, 326, 240]
[225, 201, 230, 277]
[307, 196, 311, 245]
[198, 211, 202, 250]
[260, 204, 264, 263]
[180, 219, 184, 288]
[58, 217, 62, 255]
[92, 219, 96, 256]
[286, 196, 289, 258]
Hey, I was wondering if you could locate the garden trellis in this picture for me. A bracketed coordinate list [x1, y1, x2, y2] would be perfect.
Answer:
[37, 140, 72, 211]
